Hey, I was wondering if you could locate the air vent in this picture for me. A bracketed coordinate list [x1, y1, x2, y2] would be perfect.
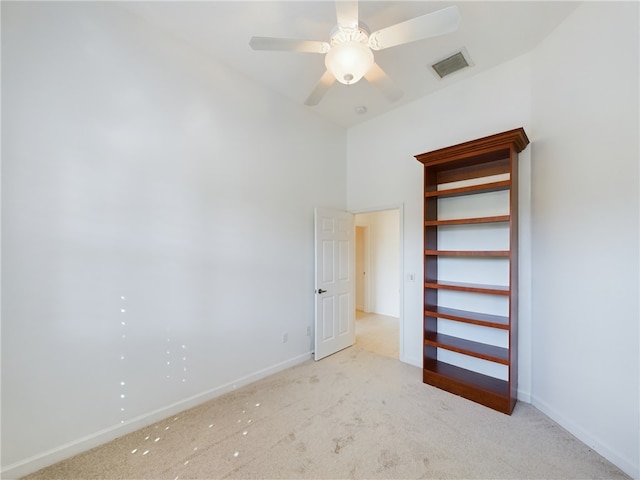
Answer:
[431, 50, 471, 78]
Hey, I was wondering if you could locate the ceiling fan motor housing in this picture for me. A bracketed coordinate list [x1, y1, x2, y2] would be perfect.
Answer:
[325, 25, 374, 85]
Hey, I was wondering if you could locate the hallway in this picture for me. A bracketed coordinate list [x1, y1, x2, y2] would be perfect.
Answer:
[354, 310, 399, 359]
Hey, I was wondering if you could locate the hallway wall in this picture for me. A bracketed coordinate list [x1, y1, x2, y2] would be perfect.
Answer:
[355, 210, 400, 318]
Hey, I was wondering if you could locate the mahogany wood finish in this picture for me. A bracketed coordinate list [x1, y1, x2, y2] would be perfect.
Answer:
[424, 306, 509, 329]
[415, 128, 529, 415]
[424, 215, 510, 226]
[424, 332, 509, 364]
[425, 180, 510, 198]
[425, 250, 510, 257]
[423, 280, 510, 296]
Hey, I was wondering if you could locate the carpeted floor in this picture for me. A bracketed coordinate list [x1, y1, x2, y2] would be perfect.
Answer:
[354, 310, 399, 359]
[22, 313, 629, 479]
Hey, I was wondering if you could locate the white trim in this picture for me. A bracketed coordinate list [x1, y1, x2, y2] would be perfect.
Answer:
[1, 352, 312, 480]
[363, 224, 371, 312]
[516, 388, 531, 404]
[398, 204, 405, 363]
[403, 355, 422, 368]
[532, 394, 639, 479]
[354, 224, 370, 312]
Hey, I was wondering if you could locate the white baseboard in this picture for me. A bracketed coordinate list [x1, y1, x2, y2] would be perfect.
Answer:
[516, 388, 531, 403]
[531, 394, 638, 479]
[401, 354, 422, 368]
[1, 352, 312, 480]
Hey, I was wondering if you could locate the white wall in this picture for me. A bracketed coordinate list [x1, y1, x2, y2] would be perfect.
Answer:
[347, 2, 639, 477]
[3, 1, 638, 478]
[530, 2, 639, 477]
[1, 2, 346, 476]
[355, 210, 400, 317]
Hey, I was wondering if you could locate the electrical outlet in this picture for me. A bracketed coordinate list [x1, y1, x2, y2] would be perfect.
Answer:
[282, 332, 288, 343]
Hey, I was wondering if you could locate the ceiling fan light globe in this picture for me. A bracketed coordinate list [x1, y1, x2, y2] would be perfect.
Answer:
[325, 41, 374, 85]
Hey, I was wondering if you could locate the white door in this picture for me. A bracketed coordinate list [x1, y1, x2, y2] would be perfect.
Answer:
[314, 208, 355, 361]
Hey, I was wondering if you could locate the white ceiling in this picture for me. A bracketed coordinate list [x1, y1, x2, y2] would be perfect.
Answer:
[120, 1, 580, 128]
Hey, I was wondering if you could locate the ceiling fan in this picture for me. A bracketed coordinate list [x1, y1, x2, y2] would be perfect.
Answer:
[249, 1, 460, 106]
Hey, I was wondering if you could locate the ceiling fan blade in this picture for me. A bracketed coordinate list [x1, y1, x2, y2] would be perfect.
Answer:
[249, 37, 330, 54]
[364, 63, 403, 102]
[368, 5, 460, 51]
[305, 70, 336, 106]
[335, 0, 359, 30]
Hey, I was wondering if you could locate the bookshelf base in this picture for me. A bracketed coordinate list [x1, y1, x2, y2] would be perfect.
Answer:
[423, 359, 516, 415]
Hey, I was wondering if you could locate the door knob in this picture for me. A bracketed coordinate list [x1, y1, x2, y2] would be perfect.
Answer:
[317, 289, 327, 294]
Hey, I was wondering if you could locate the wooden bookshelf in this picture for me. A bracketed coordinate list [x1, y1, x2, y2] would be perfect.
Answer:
[415, 128, 529, 415]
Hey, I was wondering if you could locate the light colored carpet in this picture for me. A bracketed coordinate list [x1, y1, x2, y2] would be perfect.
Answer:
[22, 313, 629, 480]
[355, 310, 399, 359]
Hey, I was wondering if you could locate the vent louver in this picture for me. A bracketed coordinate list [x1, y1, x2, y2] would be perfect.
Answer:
[432, 51, 470, 78]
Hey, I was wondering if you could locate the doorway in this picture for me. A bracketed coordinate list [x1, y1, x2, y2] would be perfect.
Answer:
[354, 208, 401, 359]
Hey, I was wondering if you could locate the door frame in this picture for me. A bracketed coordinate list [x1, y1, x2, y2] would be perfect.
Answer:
[355, 224, 370, 312]
[351, 204, 405, 362]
